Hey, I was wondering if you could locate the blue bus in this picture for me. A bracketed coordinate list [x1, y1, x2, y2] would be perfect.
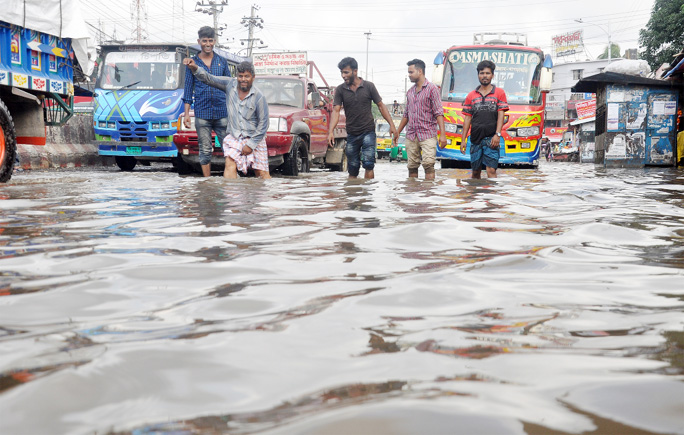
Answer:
[94, 43, 246, 171]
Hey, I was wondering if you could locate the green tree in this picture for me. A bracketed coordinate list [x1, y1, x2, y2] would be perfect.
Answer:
[597, 43, 621, 60]
[639, 0, 684, 70]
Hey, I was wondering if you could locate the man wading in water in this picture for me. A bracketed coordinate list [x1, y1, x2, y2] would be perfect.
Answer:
[184, 58, 271, 179]
[460, 60, 509, 179]
[327, 57, 398, 179]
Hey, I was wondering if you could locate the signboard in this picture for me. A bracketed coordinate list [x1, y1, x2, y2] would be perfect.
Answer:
[253, 52, 307, 75]
[575, 99, 596, 120]
[552, 30, 583, 57]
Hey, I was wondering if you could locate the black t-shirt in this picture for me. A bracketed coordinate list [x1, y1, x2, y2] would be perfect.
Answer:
[333, 79, 382, 136]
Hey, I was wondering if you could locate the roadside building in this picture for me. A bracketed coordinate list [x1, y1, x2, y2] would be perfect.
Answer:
[545, 59, 617, 147]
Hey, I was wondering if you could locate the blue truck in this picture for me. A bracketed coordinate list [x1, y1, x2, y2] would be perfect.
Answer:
[93, 44, 247, 171]
[0, 0, 88, 182]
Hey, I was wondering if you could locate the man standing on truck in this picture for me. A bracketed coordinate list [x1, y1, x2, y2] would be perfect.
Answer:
[397, 59, 447, 181]
[182, 26, 231, 177]
[460, 60, 509, 179]
[328, 57, 398, 179]
[184, 58, 270, 180]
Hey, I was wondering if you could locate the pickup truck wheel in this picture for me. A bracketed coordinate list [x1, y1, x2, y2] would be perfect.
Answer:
[0, 99, 17, 183]
[172, 156, 193, 175]
[115, 156, 137, 171]
[282, 136, 309, 176]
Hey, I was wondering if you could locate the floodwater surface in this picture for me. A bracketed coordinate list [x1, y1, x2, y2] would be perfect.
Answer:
[0, 162, 683, 434]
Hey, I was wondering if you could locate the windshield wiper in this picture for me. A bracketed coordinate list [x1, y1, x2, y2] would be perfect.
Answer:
[107, 81, 141, 94]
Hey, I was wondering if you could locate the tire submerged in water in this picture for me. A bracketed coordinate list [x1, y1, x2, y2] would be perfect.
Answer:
[0, 99, 17, 183]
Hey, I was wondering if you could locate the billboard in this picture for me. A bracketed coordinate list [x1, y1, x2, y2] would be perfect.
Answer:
[552, 30, 583, 57]
[575, 99, 596, 120]
[253, 52, 307, 75]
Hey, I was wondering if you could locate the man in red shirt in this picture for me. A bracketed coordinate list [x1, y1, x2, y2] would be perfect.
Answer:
[461, 60, 509, 179]
[397, 59, 447, 180]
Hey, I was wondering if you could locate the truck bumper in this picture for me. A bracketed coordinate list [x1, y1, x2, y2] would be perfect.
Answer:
[97, 142, 177, 158]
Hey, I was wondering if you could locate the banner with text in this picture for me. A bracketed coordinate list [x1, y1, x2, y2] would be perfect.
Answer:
[552, 30, 583, 57]
[575, 99, 596, 120]
[253, 52, 308, 75]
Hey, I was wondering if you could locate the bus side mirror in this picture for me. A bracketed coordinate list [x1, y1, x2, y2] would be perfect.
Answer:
[312, 91, 321, 107]
[432, 64, 444, 87]
[539, 67, 552, 93]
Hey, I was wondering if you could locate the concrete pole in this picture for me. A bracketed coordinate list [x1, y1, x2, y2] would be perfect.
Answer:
[364, 30, 371, 78]
[247, 5, 257, 57]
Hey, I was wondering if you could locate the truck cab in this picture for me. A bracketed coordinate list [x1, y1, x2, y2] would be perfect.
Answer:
[174, 61, 347, 175]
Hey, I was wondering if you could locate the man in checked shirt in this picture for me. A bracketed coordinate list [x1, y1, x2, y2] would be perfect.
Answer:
[397, 59, 447, 180]
[182, 26, 231, 177]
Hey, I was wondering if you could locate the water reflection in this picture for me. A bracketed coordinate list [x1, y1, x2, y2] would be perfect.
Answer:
[0, 163, 683, 434]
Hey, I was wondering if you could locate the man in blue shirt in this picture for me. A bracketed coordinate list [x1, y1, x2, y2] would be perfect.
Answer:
[182, 26, 231, 177]
[184, 58, 271, 179]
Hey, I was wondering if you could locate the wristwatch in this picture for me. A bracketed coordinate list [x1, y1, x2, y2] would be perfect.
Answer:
[494, 132, 501, 137]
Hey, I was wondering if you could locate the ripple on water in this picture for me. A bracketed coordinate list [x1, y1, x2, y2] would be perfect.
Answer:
[0, 163, 683, 434]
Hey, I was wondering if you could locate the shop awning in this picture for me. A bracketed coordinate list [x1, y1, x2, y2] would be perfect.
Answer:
[570, 117, 595, 126]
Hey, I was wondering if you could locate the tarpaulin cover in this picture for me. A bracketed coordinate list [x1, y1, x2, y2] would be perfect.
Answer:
[1, 0, 90, 74]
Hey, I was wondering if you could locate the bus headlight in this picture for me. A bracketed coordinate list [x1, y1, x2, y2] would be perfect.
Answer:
[516, 127, 540, 137]
[98, 121, 107, 128]
[521, 142, 532, 149]
[268, 118, 288, 132]
[444, 122, 459, 134]
[107, 121, 115, 129]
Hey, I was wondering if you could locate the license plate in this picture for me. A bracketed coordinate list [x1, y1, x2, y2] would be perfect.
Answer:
[126, 146, 142, 155]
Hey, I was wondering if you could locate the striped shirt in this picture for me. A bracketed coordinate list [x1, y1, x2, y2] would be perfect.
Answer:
[403, 79, 444, 141]
[182, 53, 231, 120]
[192, 68, 269, 150]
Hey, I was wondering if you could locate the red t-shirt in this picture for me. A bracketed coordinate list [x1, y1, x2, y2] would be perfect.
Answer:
[463, 85, 508, 144]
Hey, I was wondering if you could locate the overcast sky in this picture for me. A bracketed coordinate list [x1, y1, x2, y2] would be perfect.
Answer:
[81, 0, 656, 101]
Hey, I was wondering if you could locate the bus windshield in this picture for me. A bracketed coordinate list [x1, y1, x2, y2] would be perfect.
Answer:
[99, 51, 181, 91]
[441, 48, 542, 105]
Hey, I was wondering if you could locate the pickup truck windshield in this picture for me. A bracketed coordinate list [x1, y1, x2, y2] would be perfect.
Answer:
[254, 78, 305, 108]
[99, 51, 181, 91]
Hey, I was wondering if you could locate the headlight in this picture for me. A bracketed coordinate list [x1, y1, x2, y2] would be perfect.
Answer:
[178, 115, 196, 132]
[268, 118, 288, 133]
[107, 121, 115, 129]
[444, 123, 459, 134]
[161, 122, 169, 129]
[98, 121, 107, 128]
[150, 122, 159, 130]
[517, 127, 540, 137]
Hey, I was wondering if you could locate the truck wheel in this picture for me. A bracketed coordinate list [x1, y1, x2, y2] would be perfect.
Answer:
[115, 156, 137, 171]
[282, 136, 309, 176]
[0, 99, 17, 183]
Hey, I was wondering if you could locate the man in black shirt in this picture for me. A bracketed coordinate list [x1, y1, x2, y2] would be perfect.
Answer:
[328, 57, 398, 179]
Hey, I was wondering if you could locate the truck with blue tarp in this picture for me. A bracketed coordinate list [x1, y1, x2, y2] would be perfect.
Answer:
[0, 0, 89, 182]
[93, 44, 247, 171]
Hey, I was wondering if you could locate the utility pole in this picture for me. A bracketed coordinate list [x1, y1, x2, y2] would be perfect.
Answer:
[240, 4, 265, 57]
[196, 1, 228, 45]
[364, 30, 372, 78]
[130, 0, 148, 42]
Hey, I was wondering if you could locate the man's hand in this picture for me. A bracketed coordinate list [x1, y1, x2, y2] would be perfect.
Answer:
[183, 58, 198, 72]
[241, 145, 253, 156]
[438, 133, 447, 149]
[183, 115, 191, 129]
[389, 127, 399, 146]
[328, 132, 335, 147]
[490, 135, 501, 150]
[460, 141, 466, 155]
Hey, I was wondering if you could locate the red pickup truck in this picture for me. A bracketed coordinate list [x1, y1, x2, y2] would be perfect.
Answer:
[174, 64, 347, 175]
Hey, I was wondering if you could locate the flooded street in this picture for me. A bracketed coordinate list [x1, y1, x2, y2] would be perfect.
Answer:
[1, 161, 683, 434]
